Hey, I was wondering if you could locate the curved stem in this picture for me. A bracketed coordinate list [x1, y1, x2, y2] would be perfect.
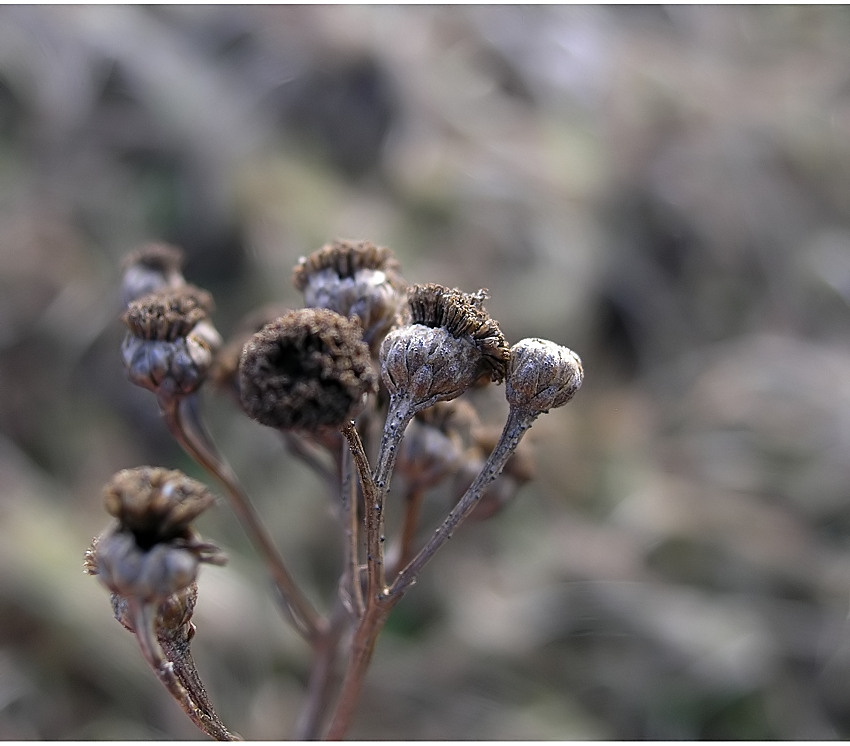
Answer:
[388, 407, 537, 599]
[129, 599, 240, 741]
[159, 394, 324, 643]
[373, 394, 416, 494]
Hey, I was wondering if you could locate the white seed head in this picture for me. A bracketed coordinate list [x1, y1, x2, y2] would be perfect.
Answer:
[506, 338, 583, 414]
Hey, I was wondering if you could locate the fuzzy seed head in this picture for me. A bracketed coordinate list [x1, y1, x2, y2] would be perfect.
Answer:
[506, 338, 583, 414]
[103, 467, 217, 543]
[239, 308, 377, 432]
[379, 284, 510, 406]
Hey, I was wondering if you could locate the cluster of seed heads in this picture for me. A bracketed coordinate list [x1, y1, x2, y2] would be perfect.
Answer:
[85, 237, 583, 741]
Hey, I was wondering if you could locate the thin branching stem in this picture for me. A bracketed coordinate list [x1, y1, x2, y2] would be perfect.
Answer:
[159, 394, 324, 643]
[339, 442, 365, 619]
[340, 421, 385, 596]
[323, 593, 397, 740]
[388, 407, 537, 599]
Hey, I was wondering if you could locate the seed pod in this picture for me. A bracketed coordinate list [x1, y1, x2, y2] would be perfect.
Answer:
[505, 338, 583, 415]
[121, 286, 222, 397]
[380, 284, 510, 408]
[87, 467, 226, 605]
[293, 239, 407, 352]
[239, 307, 377, 432]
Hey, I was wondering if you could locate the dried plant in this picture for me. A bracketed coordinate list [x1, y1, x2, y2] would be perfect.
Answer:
[85, 238, 583, 740]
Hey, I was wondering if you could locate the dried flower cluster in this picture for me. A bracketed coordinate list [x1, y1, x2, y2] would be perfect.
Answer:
[86, 238, 583, 740]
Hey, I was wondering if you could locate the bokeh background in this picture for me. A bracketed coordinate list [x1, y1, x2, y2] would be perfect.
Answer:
[3, 4, 850, 739]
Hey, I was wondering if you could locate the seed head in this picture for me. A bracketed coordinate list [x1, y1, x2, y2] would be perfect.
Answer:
[380, 284, 510, 407]
[121, 242, 186, 307]
[407, 284, 510, 383]
[121, 286, 222, 397]
[86, 467, 226, 605]
[293, 239, 406, 351]
[239, 308, 377, 432]
[505, 338, 583, 415]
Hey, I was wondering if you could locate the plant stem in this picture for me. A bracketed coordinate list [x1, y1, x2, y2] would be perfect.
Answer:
[130, 599, 240, 741]
[388, 407, 537, 598]
[340, 421, 386, 597]
[338, 438, 364, 618]
[159, 394, 324, 643]
[323, 593, 397, 740]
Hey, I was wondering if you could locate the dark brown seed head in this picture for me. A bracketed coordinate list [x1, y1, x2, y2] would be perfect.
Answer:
[292, 239, 402, 291]
[122, 286, 214, 343]
[239, 308, 377, 432]
[103, 467, 217, 546]
[379, 284, 510, 407]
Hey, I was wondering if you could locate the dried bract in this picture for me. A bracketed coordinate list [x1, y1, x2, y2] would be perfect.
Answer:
[239, 308, 377, 432]
[506, 338, 583, 415]
[293, 239, 406, 351]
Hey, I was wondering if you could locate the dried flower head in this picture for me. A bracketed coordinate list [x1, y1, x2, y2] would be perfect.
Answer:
[123, 285, 213, 342]
[292, 239, 406, 350]
[380, 284, 510, 407]
[407, 284, 510, 383]
[121, 242, 186, 307]
[87, 467, 226, 604]
[239, 308, 377, 432]
[506, 338, 583, 415]
[121, 286, 222, 397]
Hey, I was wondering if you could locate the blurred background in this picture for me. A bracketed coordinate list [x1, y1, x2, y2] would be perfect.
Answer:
[3, 4, 850, 739]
